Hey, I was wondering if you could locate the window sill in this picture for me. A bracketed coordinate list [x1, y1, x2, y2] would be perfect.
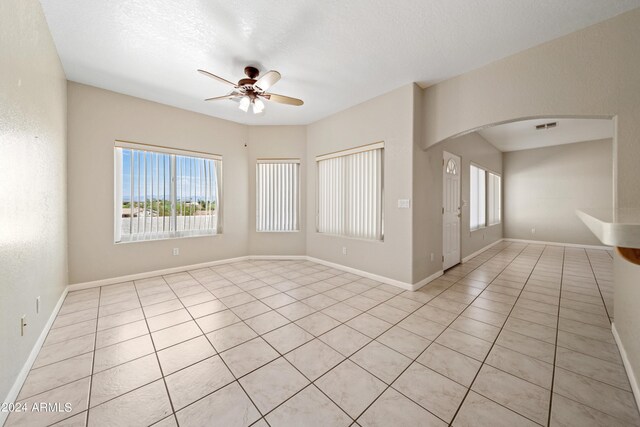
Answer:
[115, 232, 220, 245]
[256, 230, 301, 233]
[315, 232, 384, 243]
[470, 223, 501, 233]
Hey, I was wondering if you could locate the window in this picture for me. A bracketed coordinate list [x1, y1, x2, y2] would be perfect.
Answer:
[470, 164, 486, 230]
[114, 141, 222, 243]
[487, 172, 501, 225]
[316, 142, 384, 241]
[256, 159, 300, 232]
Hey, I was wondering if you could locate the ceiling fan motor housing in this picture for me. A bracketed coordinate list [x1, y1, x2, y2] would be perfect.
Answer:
[244, 66, 260, 79]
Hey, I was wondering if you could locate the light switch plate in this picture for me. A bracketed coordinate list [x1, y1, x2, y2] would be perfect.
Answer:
[397, 199, 411, 209]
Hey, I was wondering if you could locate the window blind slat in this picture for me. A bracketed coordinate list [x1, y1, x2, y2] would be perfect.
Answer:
[256, 161, 300, 232]
[114, 147, 221, 243]
[317, 147, 383, 240]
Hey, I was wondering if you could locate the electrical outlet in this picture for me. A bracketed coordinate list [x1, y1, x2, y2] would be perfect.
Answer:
[20, 315, 27, 336]
[531, 227, 536, 235]
[36, 296, 40, 314]
[430, 253, 434, 262]
[342, 247, 347, 255]
[173, 248, 180, 256]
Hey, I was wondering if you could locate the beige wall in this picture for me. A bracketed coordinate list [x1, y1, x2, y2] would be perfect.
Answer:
[67, 83, 249, 284]
[306, 85, 415, 283]
[413, 131, 503, 282]
[503, 139, 613, 245]
[422, 8, 640, 392]
[248, 126, 306, 256]
[0, 0, 68, 402]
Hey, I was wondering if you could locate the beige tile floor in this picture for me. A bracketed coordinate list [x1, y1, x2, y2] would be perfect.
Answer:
[6, 242, 639, 426]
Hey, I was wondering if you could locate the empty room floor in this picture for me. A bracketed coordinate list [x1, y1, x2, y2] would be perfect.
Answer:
[6, 242, 639, 427]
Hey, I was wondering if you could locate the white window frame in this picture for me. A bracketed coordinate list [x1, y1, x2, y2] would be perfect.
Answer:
[487, 171, 502, 226]
[470, 163, 487, 231]
[470, 163, 502, 231]
[256, 158, 300, 232]
[316, 141, 384, 241]
[114, 140, 223, 243]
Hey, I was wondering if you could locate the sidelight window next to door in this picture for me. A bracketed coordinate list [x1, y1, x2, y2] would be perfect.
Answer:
[470, 163, 501, 230]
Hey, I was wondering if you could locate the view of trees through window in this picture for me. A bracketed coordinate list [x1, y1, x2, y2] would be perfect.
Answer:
[115, 146, 221, 242]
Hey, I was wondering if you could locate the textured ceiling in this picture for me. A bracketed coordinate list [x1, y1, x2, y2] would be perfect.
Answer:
[478, 118, 614, 152]
[40, 0, 640, 125]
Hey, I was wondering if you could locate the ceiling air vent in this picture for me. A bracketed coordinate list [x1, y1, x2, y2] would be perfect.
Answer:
[535, 122, 558, 130]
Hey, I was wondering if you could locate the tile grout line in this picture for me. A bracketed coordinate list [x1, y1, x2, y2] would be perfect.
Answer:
[546, 246, 566, 427]
[174, 270, 276, 427]
[130, 277, 180, 426]
[269, 248, 520, 421]
[347, 242, 531, 425]
[446, 243, 550, 426]
[84, 285, 103, 426]
[184, 266, 387, 425]
[34, 244, 621, 427]
[584, 249, 613, 322]
[174, 258, 448, 423]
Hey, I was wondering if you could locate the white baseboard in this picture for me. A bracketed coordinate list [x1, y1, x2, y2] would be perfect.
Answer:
[69, 254, 441, 293]
[462, 239, 505, 263]
[410, 270, 444, 291]
[502, 238, 611, 251]
[68, 256, 250, 291]
[248, 255, 307, 261]
[306, 256, 414, 291]
[611, 323, 640, 412]
[1, 286, 68, 425]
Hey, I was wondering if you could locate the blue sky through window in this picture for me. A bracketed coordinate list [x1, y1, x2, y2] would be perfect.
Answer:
[121, 149, 218, 203]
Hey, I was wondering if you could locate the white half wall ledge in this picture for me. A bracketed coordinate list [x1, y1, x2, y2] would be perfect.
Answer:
[1, 287, 68, 426]
[612, 322, 640, 413]
[577, 209, 640, 249]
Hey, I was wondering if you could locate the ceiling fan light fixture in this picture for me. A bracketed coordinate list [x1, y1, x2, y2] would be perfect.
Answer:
[199, 66, 303, 111]
[239, 96, 250, 112]
[253, 98, 265, 114]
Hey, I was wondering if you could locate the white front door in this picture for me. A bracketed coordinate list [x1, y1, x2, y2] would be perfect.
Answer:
[443, 151, 461, 270]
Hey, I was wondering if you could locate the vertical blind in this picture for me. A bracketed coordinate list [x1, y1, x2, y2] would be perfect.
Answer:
[317, 143, 383, 240]
[114, 142, 222, 243]
[470, 164, 486, 230]
[487, 172, 501, 226]
[256, 160, 300, 232]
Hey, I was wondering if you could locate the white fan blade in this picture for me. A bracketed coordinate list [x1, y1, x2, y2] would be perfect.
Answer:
[254, 70, 281, 92]
[205, 94, 240, 101]
[263, 92, 303, 106]
[198, 69, 237, 87]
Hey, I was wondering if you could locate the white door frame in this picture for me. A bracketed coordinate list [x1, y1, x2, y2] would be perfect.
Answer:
[442, 151, 462, 270]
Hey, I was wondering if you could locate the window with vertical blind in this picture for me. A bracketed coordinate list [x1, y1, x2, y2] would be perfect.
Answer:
[470, 164, 486, 230]
[114, 141, 222, 243]
[316, 142, 384, 241]
[256, 159, 300, 232]
[487, 172, 501, 226]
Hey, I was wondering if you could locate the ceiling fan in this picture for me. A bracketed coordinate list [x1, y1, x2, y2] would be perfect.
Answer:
[197, 66, 304, 114]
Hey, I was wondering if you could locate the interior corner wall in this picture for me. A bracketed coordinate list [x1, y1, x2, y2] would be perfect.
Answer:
[503, 139, 613, 246]
[422, 8, 640, 391]
[67, 82, 249, 284]
[413, 131, 503, 283]
[306, 85, 415, 284]
[0, 0, 68, 402]
[248, 125, 307, 256]
[412, 84, 435, 283]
